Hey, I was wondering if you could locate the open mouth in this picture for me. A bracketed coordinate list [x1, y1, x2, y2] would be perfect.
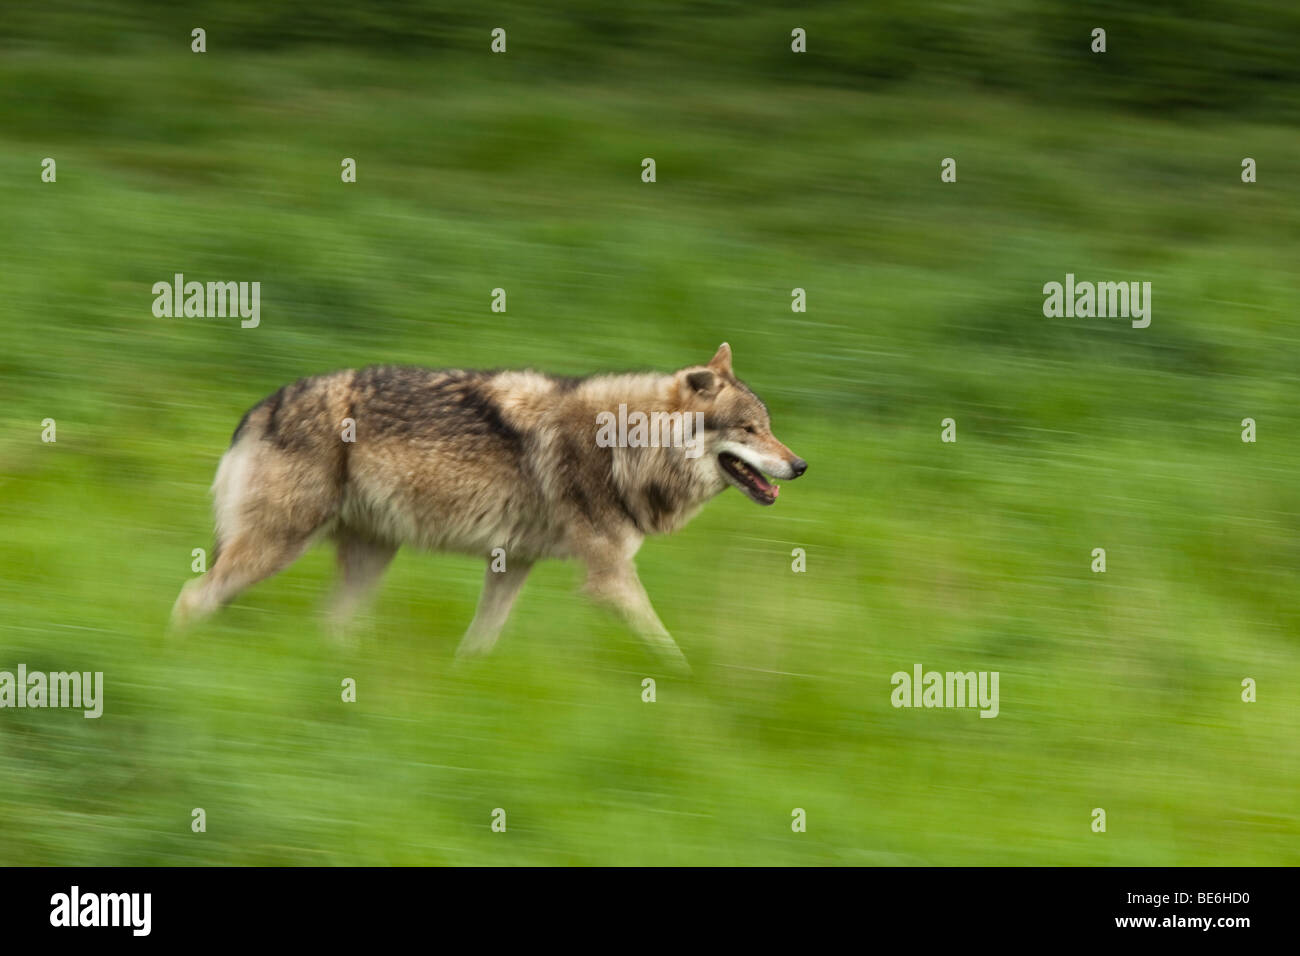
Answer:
[718, 452, 779, 506]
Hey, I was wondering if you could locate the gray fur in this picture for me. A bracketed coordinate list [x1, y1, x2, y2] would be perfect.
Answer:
[171, 344, 807, 673]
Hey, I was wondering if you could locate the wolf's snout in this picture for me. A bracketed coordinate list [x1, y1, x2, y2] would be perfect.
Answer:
[789, 457, 807, 478]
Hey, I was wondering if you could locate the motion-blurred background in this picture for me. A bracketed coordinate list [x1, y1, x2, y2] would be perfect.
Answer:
[2, 1, 1298, 864]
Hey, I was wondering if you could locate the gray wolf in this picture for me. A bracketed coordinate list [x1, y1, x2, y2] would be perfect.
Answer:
[170, 343, 806, 673]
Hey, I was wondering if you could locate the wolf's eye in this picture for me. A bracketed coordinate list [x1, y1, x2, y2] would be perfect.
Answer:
[743, 425, 757, 434]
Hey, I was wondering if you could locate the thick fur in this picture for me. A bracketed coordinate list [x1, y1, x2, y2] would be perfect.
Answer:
[172, 344, 806, 672]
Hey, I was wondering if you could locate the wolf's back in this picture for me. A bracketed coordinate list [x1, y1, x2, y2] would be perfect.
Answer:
[218, 366, 548, 556]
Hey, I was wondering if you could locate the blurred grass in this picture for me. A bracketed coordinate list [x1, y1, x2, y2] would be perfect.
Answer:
[1, 35, 1298, 865]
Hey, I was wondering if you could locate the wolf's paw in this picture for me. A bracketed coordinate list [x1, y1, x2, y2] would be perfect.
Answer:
[659, 651, 693, 679]
[324, 617, 361, 651]
[168, 582, 205, 637]
[454, 629, 501, 661]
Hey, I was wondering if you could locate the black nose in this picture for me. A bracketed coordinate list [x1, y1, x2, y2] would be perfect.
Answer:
[790, 458, 807, 477]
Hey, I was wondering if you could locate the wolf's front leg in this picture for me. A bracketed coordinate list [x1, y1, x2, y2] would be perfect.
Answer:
[584, 561, 692, 676]
[456, 559, 533, 659]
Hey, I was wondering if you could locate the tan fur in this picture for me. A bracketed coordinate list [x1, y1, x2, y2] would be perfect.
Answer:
[171, 344, 806, 673]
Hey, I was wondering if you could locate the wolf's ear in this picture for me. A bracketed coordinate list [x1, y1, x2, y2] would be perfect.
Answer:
[682, 368, 721, 398]
[707, 342, 733, 377]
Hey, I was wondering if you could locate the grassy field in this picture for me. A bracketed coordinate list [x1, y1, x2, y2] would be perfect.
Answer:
[1, 42, 1298, 865]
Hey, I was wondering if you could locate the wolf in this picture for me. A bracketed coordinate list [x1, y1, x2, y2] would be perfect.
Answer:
[170, 343, 806, 673]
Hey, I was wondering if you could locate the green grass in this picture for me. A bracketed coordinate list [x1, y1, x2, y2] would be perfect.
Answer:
[1, 47, 1298, 865]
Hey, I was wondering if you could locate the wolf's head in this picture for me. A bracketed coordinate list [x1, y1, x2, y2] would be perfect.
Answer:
[676, 343, 807, 506]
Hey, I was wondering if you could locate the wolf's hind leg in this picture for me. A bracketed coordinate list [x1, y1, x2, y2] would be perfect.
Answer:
[584, 561, 691, 676]
[455, 560, 533, 659]
[170, 528, 315, 631]
[327, 531, 398, 638]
